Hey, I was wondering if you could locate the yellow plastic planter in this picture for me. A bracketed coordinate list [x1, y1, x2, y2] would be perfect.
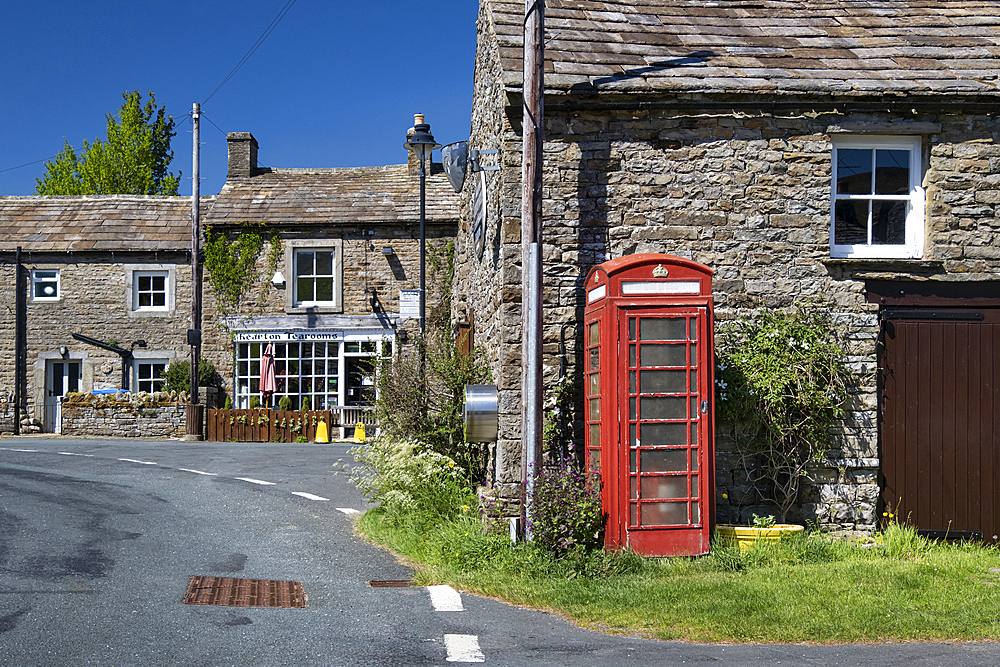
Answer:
[716, 524, 804, 552]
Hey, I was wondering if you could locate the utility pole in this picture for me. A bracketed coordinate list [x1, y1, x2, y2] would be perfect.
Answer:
[187, 102, 203, 439]
[521, 0, 545, 539]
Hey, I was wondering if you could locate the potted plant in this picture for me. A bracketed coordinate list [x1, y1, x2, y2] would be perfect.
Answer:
[716, 513, 804, 552]
[715, 308, 853, 529]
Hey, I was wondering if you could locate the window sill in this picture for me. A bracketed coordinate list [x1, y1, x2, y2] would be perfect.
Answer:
[822, 257, 946, 279]
[129, 308, 175, 318]
[285, 304, 344, 315]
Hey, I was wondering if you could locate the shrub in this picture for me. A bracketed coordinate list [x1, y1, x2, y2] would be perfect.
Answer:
[161, 358, 220, 395]
[300, 396, 310, 411]
[278, 395, 292, 411]
[527, 458, 605, 555]
[349, 436, 467, 518]
[715, 308, 853, 522]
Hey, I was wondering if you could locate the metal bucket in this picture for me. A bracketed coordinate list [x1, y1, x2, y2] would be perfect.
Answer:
[463, 384, 498, 443]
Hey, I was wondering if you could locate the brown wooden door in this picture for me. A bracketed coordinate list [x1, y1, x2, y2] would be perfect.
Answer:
[880, 308, 1000, 541]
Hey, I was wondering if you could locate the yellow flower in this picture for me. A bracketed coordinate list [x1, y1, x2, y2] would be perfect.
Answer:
[883, 512, 888, 516]
[449, 462, 455, 468]
[722, 493, 728, 500]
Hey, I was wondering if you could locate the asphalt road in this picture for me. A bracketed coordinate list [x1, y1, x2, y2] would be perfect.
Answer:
[2, 436, 999, 666]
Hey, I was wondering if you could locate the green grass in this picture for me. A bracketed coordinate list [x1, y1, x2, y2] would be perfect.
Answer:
[358, 509, 1000, 643]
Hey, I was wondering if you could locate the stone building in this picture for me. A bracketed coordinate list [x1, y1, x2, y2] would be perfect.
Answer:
[199, 132, 461, 412]
[0, 195, 210, 433]
[455, 0, 1000, 537]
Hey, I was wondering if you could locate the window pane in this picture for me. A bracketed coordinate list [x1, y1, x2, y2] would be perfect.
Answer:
[875, 149, 910, 195]
[641, 448, 688, 472]
[315, 251, 333, 275]
[588, 448, 600, 472]
[297, 278, 314, 302]
[872, 200, 907, 245]
[640, 369, 686, 394]
[640, 396, 686, 420]
[589, 372, 600, 396]
[589, 348, 600, 371]
[588, 321, 599, 346]
[297, 251, 313, 275]
[150, 276, 165, 291]
[641, 501, 688, 526]
[315, 278, 334, 301]
[641, 422, 687, 446]
[640, 344, 686, 367]
[139, 293, 152, 307]
[834, 200, 869, 245]
[641, 476, 688, 499]
[640, 318, 686, 341]
[138, 275, 151, 291]
[588, 398, 600, 421]
[152, 292, 165, 307]
[837, 148, 872, 194]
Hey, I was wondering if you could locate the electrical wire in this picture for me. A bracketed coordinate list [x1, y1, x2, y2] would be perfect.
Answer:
[202, 0, 298, 105]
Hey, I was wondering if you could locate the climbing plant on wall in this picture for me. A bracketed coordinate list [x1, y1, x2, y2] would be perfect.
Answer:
[203, 224, 281, 318]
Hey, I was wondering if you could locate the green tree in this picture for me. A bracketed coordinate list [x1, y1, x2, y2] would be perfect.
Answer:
[35, 90, 181, 196]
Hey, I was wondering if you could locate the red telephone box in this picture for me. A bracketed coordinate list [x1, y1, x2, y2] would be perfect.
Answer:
[584, 254, 715, 556]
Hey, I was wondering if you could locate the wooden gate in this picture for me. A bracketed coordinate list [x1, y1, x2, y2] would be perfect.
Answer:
[880, 307, 1000, 541]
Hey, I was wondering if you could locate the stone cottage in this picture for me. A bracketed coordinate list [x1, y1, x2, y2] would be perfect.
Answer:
[454, 0, 1000, 539]
[0, 195, 213, 433]
[199, 132, 461, 414]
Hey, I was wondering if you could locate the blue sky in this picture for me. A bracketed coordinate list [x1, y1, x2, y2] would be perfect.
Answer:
[0, 1, 480, 196]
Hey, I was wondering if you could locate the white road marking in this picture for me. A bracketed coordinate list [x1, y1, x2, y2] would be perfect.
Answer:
[428, 585, 465, 612]
[336, 507, 362, 516]
[10, 449, 39, 453]
[178, 468, 218, 476]
[235, 477, 276, 485]
[118, 458, 157, 465]
[58, 452, 94, 457]
[291, 492, 329, 501]
[443, 634, 484, 663]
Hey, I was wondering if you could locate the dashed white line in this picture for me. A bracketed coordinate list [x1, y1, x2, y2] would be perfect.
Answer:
[58, 452, 94, 457]
[10, 449, 39, 453]
[291, 492, 329, 501]
[118, 458, 157, 465]
[443, 634, 484, 663]
[336, 507, 362, 516]
[178, 468, 218, 476]
[235, 477, 276, 486]
[428, 585, 465, 612]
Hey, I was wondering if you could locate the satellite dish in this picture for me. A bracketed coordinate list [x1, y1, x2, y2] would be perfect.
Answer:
[441, 141, 469, 193]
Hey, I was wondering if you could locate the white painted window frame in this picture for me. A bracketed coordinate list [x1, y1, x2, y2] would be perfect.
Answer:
[830, 135, 925, 259]
[284, 239, 343, 314]
[31, 268, 60, 301]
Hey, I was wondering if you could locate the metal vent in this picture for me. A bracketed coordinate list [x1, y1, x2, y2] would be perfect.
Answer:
[182, 576, 307, 608]
[368, 580, 413, 588]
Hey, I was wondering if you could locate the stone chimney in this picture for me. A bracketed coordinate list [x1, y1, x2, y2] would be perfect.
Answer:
[406, 122, 419, 176]
[227, 132, 258, 179]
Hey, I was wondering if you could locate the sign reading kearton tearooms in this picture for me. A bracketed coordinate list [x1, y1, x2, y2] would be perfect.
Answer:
[233, 331, 343, 343]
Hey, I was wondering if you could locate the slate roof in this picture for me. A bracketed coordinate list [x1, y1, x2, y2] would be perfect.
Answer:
[0, 195, 212, 252]
[206, 165, 460, 227]
[488, 0, 1000, 102]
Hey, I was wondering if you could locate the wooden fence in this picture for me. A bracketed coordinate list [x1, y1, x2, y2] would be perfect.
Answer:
[206, 410, 333, 443]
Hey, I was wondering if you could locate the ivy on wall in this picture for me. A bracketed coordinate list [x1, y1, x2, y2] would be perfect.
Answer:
[203, 224, 282, 317]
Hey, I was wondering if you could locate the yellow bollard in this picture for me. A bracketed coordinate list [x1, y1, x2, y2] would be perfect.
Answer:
[315, 420, 329, 443]
[353, 422, 366, 443]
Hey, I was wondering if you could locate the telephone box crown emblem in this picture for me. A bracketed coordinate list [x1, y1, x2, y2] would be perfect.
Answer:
[652, 264, 669, 278]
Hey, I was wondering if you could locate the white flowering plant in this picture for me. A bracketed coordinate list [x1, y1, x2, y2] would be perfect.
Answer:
[715, 308, 852, 523]
[349, 436, 468, 518]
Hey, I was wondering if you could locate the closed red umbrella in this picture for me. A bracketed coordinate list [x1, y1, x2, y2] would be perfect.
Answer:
[259, 343, 277, 406]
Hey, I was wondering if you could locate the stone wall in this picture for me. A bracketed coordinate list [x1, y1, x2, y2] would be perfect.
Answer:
[61, 392, 189, 438]
[456, 7, 1000, 535]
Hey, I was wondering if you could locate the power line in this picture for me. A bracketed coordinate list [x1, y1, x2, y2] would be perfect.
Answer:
[0, 155, 59, 175]
[202, 0, 298, 105]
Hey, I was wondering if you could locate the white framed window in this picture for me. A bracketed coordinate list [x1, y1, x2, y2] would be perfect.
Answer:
[285, 239, 343, 313]
[134, 272, 168, 310]
[134, 360, 167, 393]
[831, 135, 924, 259]
[125, 264, 176, 317]
[32, 269, 60, 300]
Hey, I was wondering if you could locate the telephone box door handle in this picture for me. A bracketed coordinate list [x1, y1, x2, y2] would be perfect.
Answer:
[701, 400, 708, 414]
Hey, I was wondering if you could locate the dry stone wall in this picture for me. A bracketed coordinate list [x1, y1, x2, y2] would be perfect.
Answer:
[61, 391, 188, 438]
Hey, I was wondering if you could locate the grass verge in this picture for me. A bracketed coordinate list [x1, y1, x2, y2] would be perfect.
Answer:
[359, 508, 1000, 643]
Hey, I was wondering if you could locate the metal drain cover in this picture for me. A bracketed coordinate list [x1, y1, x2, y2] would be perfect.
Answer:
[368, 580, 413, 587]
[182, 576, 307, 608]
